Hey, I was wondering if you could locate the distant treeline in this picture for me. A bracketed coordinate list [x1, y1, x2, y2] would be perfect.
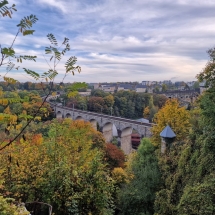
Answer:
[63, 89, 168, 120]
[0, 81, 65, 95]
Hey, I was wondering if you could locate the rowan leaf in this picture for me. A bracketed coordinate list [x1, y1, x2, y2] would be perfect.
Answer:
[23, 68, 40, 80]
[47, 33, 58, 46]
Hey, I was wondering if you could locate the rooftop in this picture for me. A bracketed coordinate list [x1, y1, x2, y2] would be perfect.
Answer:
[160, 125, 176, 138]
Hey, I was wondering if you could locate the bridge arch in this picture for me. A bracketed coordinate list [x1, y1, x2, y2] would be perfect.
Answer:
[89, 119, 98, 131]
[76, 116, 84, 121]
[65, 113, 72, 119]
[56, 111, 62, 118]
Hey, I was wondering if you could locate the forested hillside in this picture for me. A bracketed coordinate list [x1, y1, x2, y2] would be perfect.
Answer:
[65, 90, 167, 121]
[117, 47, 215, 215]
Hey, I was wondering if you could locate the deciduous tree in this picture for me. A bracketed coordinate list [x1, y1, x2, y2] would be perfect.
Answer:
[151, 98, 191, 145]
[0, 119, 115, 215]
[197, 47, 215, 87]
[105, 143, 125, 170]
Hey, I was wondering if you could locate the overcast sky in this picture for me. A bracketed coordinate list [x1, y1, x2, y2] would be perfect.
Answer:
[1, 0, 215, 83]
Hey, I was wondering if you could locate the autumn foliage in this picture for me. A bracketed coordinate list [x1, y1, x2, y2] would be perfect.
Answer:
[0, 90, 52, 128]
[151, 98, 191, 145]
[105, 143, 125, 170]
[0, 119, 114, 215]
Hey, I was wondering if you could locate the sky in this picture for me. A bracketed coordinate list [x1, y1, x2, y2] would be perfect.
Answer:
[0, 0, 215, 83]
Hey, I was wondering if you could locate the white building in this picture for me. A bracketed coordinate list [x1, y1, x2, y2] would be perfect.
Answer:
[118, 84, 133, 91]
[142, 81, 152, 86]
[135, 85, 147, 93]
[187, 81, 195, 88]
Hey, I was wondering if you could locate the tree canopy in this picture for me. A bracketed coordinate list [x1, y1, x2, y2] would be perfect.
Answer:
[151, 98, 191, 145]
[119, 138, 161, 215]
[0, 119, 115, 214]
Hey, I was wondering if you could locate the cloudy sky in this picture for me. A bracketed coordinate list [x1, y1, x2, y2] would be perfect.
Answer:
[1, 0, 215, 83]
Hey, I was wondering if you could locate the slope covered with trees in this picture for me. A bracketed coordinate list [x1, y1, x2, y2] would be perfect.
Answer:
[0, 119, 117, 214]
[119, 138, 160, 215]
[65, 89, 167, 120]
[115, 47, 215, 215]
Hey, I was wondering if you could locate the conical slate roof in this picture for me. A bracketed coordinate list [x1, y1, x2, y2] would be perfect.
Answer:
[160, 125, 176, 138]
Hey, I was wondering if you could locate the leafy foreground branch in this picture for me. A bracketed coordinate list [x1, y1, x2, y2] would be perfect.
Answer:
[0, 0, 81, 150]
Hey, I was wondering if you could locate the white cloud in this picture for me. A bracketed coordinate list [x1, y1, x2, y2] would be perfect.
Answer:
[37, 0, 67, 13]
[1, 0, 214, 83]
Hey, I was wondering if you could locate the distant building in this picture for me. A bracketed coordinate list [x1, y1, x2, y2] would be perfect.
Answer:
[142, 81, 152, 86]
[135, 84, 147, 93]
[199, 81, 207, 94]
[153, 85, 162, 93]
[163, 80, 172, 85]
[175, 81, 184, 86]
[177, 85, 185, 91]
[161, 89, 200, 102]
[100, 84, 116, 93]
[187, 81, 195, 88]
[146, 86, 154, 93]
[118, 84, 133, 91]
[93, 83, 100, 89]
[151, 81, 157, 85]
[78, 92, 91, 96]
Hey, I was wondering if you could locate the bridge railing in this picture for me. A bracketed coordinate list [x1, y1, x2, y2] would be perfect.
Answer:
[49, 102, 154, 127]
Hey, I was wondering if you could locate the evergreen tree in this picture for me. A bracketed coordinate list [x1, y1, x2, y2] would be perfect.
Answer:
[119, 138, 160, 215]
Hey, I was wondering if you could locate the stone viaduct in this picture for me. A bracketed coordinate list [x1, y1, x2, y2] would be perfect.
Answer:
[161, 89, 200, 102]
[50, 104, 153, 154]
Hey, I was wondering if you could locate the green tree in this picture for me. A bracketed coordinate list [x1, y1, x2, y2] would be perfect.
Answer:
[197, 47, 215, 87]
[88, 96, 105, 112]
[161, 84, 167, 92]
[153, 94, 168, 109]
[153, 46, 215, 215]
[154, 86, 160, 93]
[0, 3, 38, 82]
[178, 176, 215, 215]
[119, 138, 161, 215]
[148, 95, 158, 121]
[0, 195, 29, 215]
[67, 82, 87, 98]
[104, 94, 114, 108]
[10, 103, 23, 115]
[119, 97, 127, 117]
[193, 81, 199, 89]
[154, 88, 215, 215]
[154, 140, 191, 215]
